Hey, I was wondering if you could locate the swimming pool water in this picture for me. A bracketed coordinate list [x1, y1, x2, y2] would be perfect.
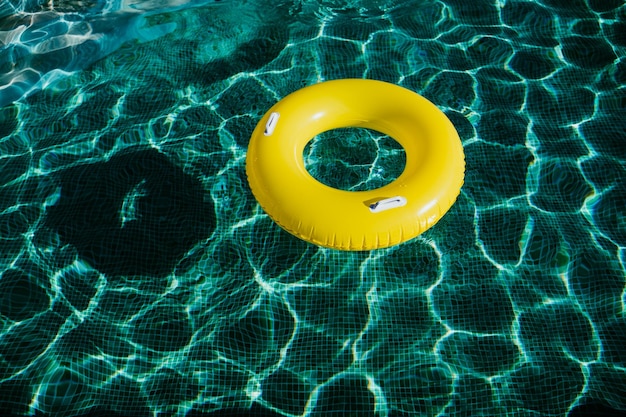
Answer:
[0, 0, 625, 416]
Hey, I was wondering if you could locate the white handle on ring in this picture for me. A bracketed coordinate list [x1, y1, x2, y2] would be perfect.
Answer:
[369, 196, 407, 213]
[264, 112, 280, 136]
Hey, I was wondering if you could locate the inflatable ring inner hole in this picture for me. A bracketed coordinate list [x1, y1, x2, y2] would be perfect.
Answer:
[302, 127, 407, 192]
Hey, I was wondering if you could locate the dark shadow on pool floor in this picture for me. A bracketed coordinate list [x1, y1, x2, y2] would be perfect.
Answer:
[43, 147, 215, 278]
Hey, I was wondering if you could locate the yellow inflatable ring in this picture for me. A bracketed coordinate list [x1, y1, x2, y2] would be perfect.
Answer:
[246, 79, 465, 251]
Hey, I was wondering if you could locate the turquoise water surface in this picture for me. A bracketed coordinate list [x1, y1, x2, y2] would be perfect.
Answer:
[0, 0, 625, 416]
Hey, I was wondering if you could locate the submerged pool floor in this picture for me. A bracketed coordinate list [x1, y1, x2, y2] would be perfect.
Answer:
[0, 0, 625, 416]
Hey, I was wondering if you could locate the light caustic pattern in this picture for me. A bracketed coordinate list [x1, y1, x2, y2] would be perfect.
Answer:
[0, 0, 625, 416]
